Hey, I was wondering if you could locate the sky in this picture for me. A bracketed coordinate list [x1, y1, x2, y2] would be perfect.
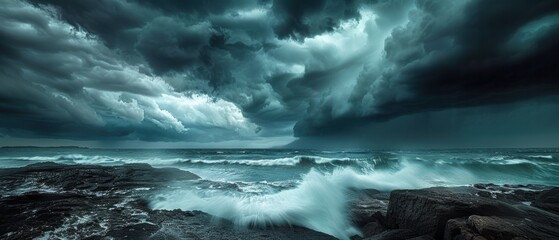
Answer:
[1, 0, 559, 148]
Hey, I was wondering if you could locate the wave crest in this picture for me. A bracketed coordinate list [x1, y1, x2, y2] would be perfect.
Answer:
[150, 164, 436, 239]
[177, 156, 358, 167]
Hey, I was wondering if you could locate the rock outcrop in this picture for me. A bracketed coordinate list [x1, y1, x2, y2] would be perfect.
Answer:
[0, 163, 334, 240]
[533, 187, 559, 214]
[2, 162, 558, 240]
[385, 187, 522, 238]
[0, 162, 200, 192]
[356, 185, 559, 240]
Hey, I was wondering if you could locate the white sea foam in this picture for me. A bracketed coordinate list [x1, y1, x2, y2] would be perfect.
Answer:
[527, 155, 553, 159]
[151, 162, 452, 239]
[488, 155, 507, 161]
[180, 156, 354, 167]
[1, 154, 358, 167]
[182, 158, 300, 166]
[0, 154, 119, 163]
[0, 154, 177, 166]
[500, 159, 535, 165]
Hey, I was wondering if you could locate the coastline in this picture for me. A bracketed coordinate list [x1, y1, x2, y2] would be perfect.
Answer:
[1, 163, 557, 239]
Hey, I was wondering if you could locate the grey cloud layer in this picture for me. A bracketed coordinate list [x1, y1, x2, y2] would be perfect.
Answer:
[1, 0, 559, 143]
[294, 0, 559, 136]
[0, 1, 256, 142]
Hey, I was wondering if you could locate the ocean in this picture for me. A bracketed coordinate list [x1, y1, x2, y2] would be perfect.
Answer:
[1, 148, 558, 238]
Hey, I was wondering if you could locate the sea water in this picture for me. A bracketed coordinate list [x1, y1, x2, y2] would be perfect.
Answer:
[1, 148, 558, 239]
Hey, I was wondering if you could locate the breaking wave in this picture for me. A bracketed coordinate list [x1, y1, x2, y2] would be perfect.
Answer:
[0, 154, 370, 168]
[2, 149, 559, 239]
[150, 154, 559, 239]
[151, 165, 434, 240]
[177, 156, 358, 167]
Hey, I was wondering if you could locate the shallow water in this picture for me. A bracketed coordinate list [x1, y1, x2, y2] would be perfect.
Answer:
[1, 148, 558, 239]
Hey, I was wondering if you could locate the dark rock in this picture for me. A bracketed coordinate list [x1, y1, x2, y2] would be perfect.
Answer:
[350, 189, 390, 227]
[473, 184, 547, 203]
[476, 190, 493, 198]
[444, 213, 559, 240]
[467, 215, 527, 240]
[351, 200, 389, 227]
[0, 162, 200, 194]
[444, 218, 482, 240]
[148, 210, 336, 240]
[363, 229, 418, 240]
[352, 212, 388, 239]
[2, 164, 557, 240]
[0, 192, 98, 239]
[106, 222, 160, 239]
[533, 187, 559, 213]
[407, 235, 435, 240]
[473, 183, 497, 190]
[444, 198, 559, 240]
[363, 221, 386, 236]
[0, 163, 335, 240]
[386, 187, 522, 239]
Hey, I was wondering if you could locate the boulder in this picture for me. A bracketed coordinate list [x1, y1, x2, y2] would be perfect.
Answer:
[407, 235, 435, 240]
[362, 221, 387, 237]
[363, 229, 417, 240]
[467, 215, 528, 240]
[385, 187, 521, 238]
[444, 218, 485, 240]
[444, 213, 559, 240]
[349, 189, 390, 227]
[532, 187, 559, 213]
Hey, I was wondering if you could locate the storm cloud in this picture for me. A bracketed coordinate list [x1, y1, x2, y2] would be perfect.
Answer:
[1, 0, 558, 146]
[294, 0, 559, 136]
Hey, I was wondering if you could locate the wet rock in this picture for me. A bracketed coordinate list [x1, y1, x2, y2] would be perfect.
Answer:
[147, 210, 335, 240]
[384, 186, 559, 240]
[362, 221, 387, 237]
[444, 218, 482, 240]
[106, 222, 160, 239]
[350, 189, 390, 227]
[473, 183, 498, 190]
[386, 187, 522, 239]
[0, 163, 335, 240]
[0, 162, 200, 192]
[351, 211, 388, 239]
[407, 235, 435, 240]
[479, 206, 559, 239]
[363, 229, 417, 240]
[0, 192, 91, 239]
[444, 213, 559, 240]
[2, 163, 557, 240]
[533, 187, 559, 213]
[472, 184, 547, 203]
[467, 215, 527, 240]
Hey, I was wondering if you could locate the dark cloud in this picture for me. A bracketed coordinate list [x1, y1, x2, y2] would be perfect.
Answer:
[1, 0, 559, 146]
[294, 0, 559, 136]
[29, 0, 153, 50]
[131, 0, 264, 16]
[272, 0, 364, 39]
[136, 17, 213, 74]
[291, 96, 559, 148]
[0, 1, 258, 142]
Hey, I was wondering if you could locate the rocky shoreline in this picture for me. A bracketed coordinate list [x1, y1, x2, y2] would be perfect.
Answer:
[351, 184, 559, 240]
[1, 163, 558, 240]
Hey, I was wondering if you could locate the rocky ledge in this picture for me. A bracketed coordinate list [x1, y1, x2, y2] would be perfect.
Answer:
[0, 163, 334, 240]
[1, 163, 558, 240]
[352, 184, 559, 240]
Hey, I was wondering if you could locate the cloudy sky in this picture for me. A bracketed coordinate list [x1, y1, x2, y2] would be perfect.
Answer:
[1, 0, 559, 148]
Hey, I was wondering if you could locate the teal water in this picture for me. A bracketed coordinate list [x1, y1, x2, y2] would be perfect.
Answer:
[1, 148, 558, 239]
[1, 148, 558, 186]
